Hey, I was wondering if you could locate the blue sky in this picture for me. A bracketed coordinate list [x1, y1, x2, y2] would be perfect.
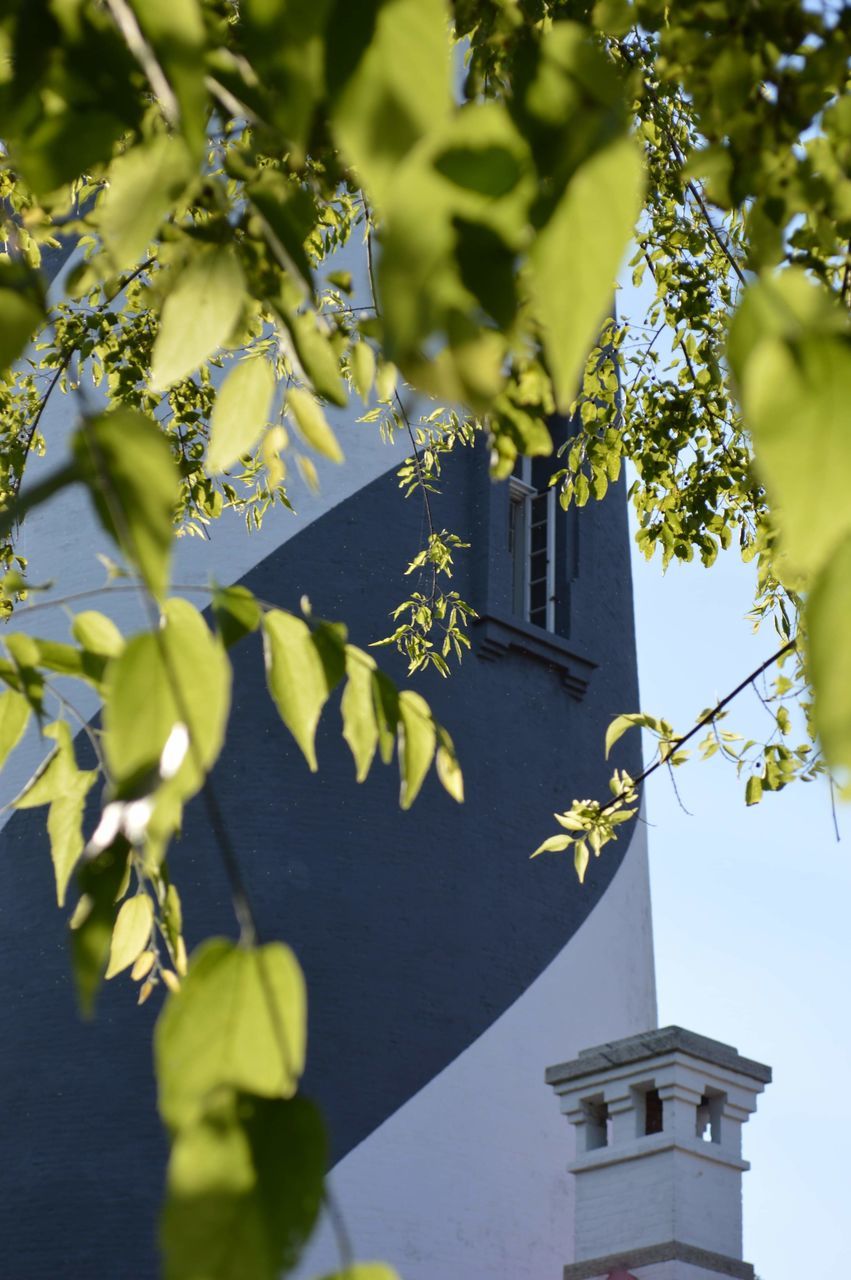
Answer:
[630, 528, 851, 1275]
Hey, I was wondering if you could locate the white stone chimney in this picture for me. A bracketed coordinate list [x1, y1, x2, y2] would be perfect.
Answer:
[546, 1026, 771, 1280]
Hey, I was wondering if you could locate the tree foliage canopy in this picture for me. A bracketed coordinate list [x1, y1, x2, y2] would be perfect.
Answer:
[1, 0, 850, 1275]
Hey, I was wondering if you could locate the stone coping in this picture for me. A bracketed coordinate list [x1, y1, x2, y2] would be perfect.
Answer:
[546, 1025, 772, 1087]
[563, 1240, 755, 1279]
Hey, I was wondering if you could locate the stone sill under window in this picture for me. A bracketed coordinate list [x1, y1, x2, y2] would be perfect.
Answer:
[474, 612, 596, 700]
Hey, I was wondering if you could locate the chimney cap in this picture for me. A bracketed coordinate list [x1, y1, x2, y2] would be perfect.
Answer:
[545, 1025, 772, 1088]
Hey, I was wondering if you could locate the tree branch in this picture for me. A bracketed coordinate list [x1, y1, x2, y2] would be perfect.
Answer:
[603, 637, 798, 815]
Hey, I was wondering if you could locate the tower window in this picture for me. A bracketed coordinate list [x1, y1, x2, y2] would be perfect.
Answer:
[509, 457, 556, 632]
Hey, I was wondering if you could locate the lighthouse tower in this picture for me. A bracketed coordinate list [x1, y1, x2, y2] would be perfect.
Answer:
[0, 251, 656, 1278]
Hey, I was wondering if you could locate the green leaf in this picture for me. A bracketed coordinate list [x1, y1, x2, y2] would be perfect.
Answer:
[0, 288, 43, 371]
[554, 811, 585, 832]
[161, 1094, 326, 1280]
[745, 774, 763, 806]
[604, 713, 644, 758]
[4, 633, 45, 710]
[262, 611, 344, 771]
[106, 892, 154, 979]
[397, 689, 436, 809]
[366, 676, 397, 773]
[728, 272, 851, 583]
[103, 599, 231, 800]
[350, 341, 376, 401]
[155, 939, 307, 1130]
[277, 298, 347, 406]
[131, 0, 207, 156]
[15, 721, 80, 809]
[0, 688, 31, 770]
[207, 359, 276, 475]
[103, 632, 175, 790]
[807, 535, 851, 770]
[239, 0, 334, 162]
[341, 646, 379, 782]
[531, 833, 571, 857]
[29, 638, 94, 681]
[435, 729, 464, 803]
[212, 585, 262, 650]
[99, 134, 192, 273]
[329, 0, 452, 205]
[247, 173, 316, 287]
[73, 410, 179, 599]
[286, 387, 344, 463]
[318, 1268, 400, 1280]
[70, 845, 131, 1018]
[48, 769, 98, 908]
[72, 611, 125, 659]
[13, 721, 98, 905]
[530, 136, 643, 411]
[151, 247, 246, 391]
[574, 840, 590, 884]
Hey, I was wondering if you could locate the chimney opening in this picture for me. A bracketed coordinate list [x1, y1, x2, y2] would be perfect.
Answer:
[582, 1095, 610, 1150]
[696, 1089, 725, 1143]
[644, 1087, 663, 1135]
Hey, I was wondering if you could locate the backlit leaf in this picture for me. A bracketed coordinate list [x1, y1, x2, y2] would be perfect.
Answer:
[329, 0, 452, 205]
[207, 359, 276, 475]
[530, 136, 643, 411]
[70, 845, 131, 1017]
[103, 599, 231, 800]
[807, 535, 851, 771]
[397, 689, 436, 809]
[15, 721, 82, 810]
[262, 611, 344, 770]
[531, 833, 571, 857]
[212, 585, 262, 650]
[286, 387, 344, 463]
[277, 297, 347, 406]
[151, 248, 245, 391]
[72, 611, 125, 660]
[318, 1268, 400, 1280]
[745, 775, 763, 806]
[0, 288, 43, 372]
[14, 721, 97, 906]
[132, 0, 207, 156]
[729, 272, 851, 583]
[0, 688, 30, 770]
[435, 729, 463, 804]
[48, 769, 98, 908]
[155, 939, 307, 1130]
[350, 341, 375, 401]
[99, 134, 192, 273]
[341, 645, 378, 782]
[574, 840, 590, 883]
[106, 893, 155, 979]
[73, 410, 179, 600]
[161, 1094, 325, 1280]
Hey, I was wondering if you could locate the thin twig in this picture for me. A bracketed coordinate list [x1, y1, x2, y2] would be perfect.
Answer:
[323, 1184, 355, 1276]
[666, 760, 692, 816]
[104, 0, 180, 127]
[43, 676, 106, 770]
[829, 775, 841, 844]
[362, 200, 440, 603]
[10, 257, 155, 508]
